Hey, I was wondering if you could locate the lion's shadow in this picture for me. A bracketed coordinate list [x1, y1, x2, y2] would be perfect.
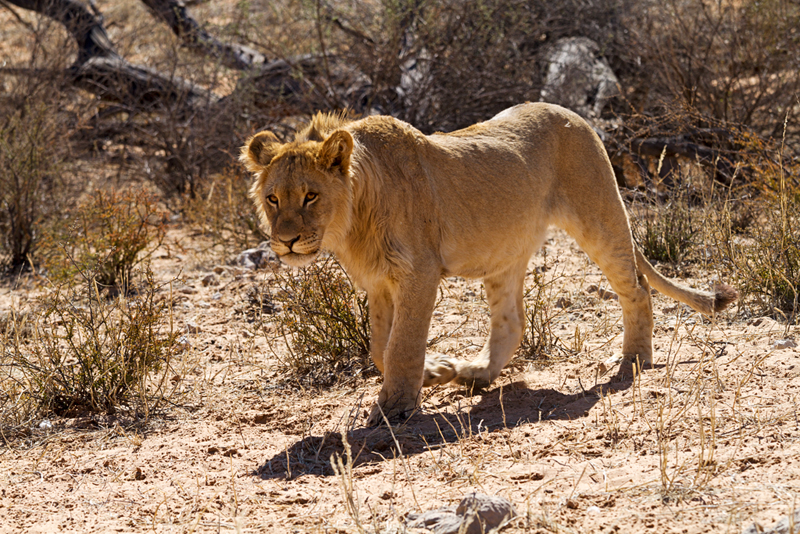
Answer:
[255, 366, 641, 480]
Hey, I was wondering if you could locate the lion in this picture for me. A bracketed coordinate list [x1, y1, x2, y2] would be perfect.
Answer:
[240, 103, 737, 426]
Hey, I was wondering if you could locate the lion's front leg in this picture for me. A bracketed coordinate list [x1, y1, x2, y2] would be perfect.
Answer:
[366, 274, 439, 426]
[367, 286, 394, 374]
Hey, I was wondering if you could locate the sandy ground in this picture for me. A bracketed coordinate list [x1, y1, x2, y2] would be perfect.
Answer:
[2, 227, 799, 534]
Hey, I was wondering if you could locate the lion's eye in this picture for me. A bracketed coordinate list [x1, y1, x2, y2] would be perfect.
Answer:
[266, 194, 278, 206]
[304, 192, 318, 204]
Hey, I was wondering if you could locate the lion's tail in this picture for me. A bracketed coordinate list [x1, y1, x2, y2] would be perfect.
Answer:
[635, 249, 738, 315]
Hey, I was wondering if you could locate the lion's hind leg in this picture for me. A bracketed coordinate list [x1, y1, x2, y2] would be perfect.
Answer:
[451, 260, 528, 390]
[560, 213, 655, 369]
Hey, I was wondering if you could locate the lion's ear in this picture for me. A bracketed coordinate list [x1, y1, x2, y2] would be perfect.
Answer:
[317, 130, 353, 175]
[240, 131, 281, 172]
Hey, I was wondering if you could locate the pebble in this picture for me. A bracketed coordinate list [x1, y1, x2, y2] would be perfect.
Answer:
[185, 322, 201, 334]
[773, 338, 797, 350]
[586, 284, 618, 301]
[202, 273, 220, 287]
[405, 493, 516, 534]
[235, 244, 277, 270]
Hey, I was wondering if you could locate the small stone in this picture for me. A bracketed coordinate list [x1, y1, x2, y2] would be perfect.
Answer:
[213, 265, 226, 275]
[185, 322, 201, 334]
[235, 247, 277, 270]
[587, 284, 618, 301]
[177, 335, 191, 350]
[38, 419, 53, 429]
[587, 505, 601, 515]
[555, 296, 572, 308]
[212, 292, 222, 301]
[773, 338, 797, 350]
[197, 300, 211, 309]
[133, 467, 146, 481]
[202, 273, 219, 287]
[406, 493, 516, 534]
[744, 508, 800, 534]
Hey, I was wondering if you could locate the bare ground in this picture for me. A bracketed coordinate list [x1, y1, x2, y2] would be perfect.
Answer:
[2, 228, 799, 534]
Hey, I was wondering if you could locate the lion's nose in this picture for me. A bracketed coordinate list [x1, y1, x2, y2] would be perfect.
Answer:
[278, 236, 300, 250]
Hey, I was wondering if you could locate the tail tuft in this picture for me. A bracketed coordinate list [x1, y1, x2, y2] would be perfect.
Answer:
[713, 284, 738, 313]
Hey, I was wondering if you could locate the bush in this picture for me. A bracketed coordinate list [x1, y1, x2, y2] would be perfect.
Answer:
[518, 261, 575, 363]
[1, 270, 177, 426]
[632, 193, 698, 265]
[183, 167, 268, 254]
[269, 257, 373, 387]
[41, 189, 167, 293]
[0, 102, 65, 269]
[723, 154, 800, 320]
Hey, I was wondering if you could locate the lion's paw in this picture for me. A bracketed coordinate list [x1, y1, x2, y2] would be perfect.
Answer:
[453, 362, 494, 391]
[366, 401, 414, 427]
[604, 353, 653, 380]
[423, 353, 461, 387]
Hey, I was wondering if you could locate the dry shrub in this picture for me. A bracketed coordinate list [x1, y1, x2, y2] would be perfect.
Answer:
[328, 0, 632, 132]
[183, 167, 267, 253]
[518, 260, 576, 364]
[632, 191, 699, 265]
[721, 145, 800, 320]
[0, 98, 68, 270]
[269, 257, 373, 387]
[0, 270, 177, 434]
[623, 0, 800, 143]
[41, 189, 167, 293]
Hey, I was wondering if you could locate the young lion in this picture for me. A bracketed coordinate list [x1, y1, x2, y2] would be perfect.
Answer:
[241, 103, 736, 426]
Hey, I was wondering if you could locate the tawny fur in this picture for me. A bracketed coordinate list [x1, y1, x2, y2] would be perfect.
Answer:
[240, 103, 738, 425]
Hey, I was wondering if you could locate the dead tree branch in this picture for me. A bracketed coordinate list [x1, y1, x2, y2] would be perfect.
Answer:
[139, 0, 266, 70]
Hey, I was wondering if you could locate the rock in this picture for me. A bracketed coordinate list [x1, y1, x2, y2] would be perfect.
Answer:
[197, 300, 211, 309]
[554, 296, 572, 308]
[185, 321, 201, 334]
[176, 335, 191, 350]
[202, 273, 219, 287]
[235, 242, 277, 270]
[539, 37, 620, 120]
[213, 265, 226, 275]
[586, 284, 618, 301]
[406, 493, 516, 534]
[234, 248, 278, 270]
[773, 338, 797, 350]
[744, 508, 800, 534]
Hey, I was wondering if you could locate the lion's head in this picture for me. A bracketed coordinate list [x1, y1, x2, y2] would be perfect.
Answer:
[240, 127, 354, 267]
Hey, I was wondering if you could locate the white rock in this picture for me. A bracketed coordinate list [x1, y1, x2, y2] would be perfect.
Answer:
[773, 338, 797, 350]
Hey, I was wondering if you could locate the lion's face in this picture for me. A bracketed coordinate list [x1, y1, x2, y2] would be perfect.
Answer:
[241, 129, 354, 267]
